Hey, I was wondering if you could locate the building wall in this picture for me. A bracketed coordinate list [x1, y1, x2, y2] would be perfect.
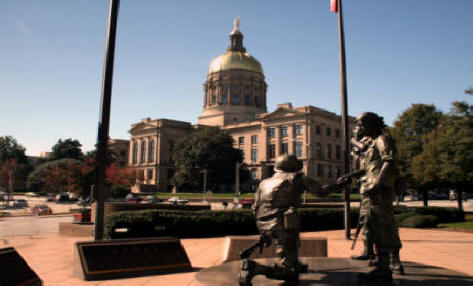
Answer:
[128, 118, 192, 193]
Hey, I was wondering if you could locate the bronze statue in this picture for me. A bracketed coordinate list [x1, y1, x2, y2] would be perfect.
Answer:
[238, 154, 327, 285]
[333, 112, 403, 281]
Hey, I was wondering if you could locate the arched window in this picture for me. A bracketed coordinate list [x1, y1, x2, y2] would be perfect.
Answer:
[148, 140, 155, 162]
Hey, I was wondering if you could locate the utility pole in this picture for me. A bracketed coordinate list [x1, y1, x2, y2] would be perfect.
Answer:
[94, 0, 120, 241]
[202, 169, 207, 203]
[332, 0, 351, 239]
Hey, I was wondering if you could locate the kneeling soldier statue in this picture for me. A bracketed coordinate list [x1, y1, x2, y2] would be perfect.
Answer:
[238, 155, 329, 286]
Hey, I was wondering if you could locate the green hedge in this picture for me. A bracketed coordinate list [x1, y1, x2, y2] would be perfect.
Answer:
[104, 208, 357, 239]
[400, 215, 439, 228]
[103, 206, 464, 239]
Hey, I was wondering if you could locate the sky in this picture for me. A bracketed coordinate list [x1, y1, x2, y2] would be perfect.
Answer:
[1, 0, 472, 156]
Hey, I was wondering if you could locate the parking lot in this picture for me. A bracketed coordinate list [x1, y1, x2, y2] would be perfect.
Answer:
[1, 195, 473, 218]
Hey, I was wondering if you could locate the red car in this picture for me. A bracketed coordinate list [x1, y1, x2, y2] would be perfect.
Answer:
[31, 204, 52, 216]
[240, 199, 255, 209]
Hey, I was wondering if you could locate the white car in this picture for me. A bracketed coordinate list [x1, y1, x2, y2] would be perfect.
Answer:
[167, 196, 188, 205]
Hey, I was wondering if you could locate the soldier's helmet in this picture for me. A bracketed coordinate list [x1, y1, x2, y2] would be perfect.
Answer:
[274, 155, 302, 172]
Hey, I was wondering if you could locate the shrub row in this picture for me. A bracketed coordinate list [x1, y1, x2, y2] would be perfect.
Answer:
[104, 206, 464, 239]
[104, 208, 359, 239]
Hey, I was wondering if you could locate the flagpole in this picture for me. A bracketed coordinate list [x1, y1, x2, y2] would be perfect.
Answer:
[336, 0, 351, 240]
[94, 0, 120, 241]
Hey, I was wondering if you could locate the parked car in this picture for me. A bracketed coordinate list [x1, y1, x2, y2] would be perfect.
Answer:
[31, 204, 52, 216]
[25, 192, 39, 198]
[142, 195, 161, 204]
[77, 197, 94, 207]
[13, 199, 28, 208]
[125, 193, 142, 203]
[403, 194, 419, 201]
[167, 196, 188, 205]
[240, 199, 255, 209]
[449, 190, 468, 201]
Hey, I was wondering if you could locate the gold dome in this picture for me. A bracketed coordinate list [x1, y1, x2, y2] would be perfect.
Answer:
[208, 51, 263, 74]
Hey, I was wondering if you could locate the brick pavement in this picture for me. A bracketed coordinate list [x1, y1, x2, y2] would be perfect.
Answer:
[1, 228, 472, 285]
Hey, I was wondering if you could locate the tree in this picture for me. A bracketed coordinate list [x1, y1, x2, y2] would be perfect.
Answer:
[0, 136, 31, 192]
[27, 158, 83, 193]
[0, 159, 28, 191]
[50, 138, 84, 161]
[0, 136, 28, 164]
[391, 104, 443, 206]
[171, 126, 243, 192]
[435, 101, 473, 212]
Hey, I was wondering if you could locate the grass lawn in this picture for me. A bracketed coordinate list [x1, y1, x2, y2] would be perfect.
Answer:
[438, 214, 473, 231]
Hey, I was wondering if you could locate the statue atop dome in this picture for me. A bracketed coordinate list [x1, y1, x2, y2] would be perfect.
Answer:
[232, 16, 240, 33]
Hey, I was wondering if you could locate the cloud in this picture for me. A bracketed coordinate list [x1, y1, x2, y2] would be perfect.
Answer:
[10, 15, 33, 39]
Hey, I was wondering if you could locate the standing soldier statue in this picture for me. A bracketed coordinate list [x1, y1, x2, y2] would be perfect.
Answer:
[238, 155, 329, 285]
[333, 112, 403, 281]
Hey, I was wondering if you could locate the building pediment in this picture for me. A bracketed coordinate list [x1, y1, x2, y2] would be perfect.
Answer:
[258, 107, 305, 121]
[129, 122, 156, 134]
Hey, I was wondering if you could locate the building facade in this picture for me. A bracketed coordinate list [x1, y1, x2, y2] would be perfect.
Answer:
[128, 20, 352, 192]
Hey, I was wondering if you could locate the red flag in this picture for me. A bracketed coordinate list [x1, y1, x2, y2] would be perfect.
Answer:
[330, 0, 338, 13]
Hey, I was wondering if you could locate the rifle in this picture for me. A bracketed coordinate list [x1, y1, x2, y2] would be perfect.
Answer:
[239, 234, 271, 259]
[336, 169, 365, 186]
[351, 217, 364, 250]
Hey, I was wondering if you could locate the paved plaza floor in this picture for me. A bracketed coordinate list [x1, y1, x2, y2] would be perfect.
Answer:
[1, 225, 473, 286]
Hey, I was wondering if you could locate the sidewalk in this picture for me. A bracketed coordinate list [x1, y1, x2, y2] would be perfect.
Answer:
[1, 228, 473, 286]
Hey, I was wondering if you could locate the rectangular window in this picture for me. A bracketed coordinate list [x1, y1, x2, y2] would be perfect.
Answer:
[294, 141, 303, 157]
[294, 124, 302, 136]
[148, 140, 155, 162]
[132, 142, 138, 164]
[244, 95, 250, 105]
[211, 95, 216, 104]
[315, 125, 321, 135]
[316, 142, 322, 159]
[281, 142, 288, 155]
[140, 141, 146, 163]
[267, 128, 275, 138]
[251, 149, 258, 162]
[280, 126, 288, 137]
[327, 144, 332, 159]
[250, 169, 258, 180]
[327, 166, 332, 178]
[336, 145, 341, 160]
[255, 96, 260, 105]
[335, 129, 340, 138]
[317, 164, 324, 177]
[336, 167, 341, 178]
[238, 136, 244, 145]
[326, 127, 331, 136]
[268, 144, 276, 159]
[232, 94, 240, 104]
[251, 135, 258, 144]
[222, 94, 228, 103]
[147, 169, 153, 180]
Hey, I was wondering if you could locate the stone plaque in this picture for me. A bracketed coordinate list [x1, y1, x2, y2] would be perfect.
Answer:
[74, 237, 191, 280]
[0, 247, 42, 286]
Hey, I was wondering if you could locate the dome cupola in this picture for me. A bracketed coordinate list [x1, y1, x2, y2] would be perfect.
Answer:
[199, 18, 267, 127]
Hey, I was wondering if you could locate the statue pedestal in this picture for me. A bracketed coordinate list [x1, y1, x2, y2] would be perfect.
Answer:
[191, 257, 473, 286]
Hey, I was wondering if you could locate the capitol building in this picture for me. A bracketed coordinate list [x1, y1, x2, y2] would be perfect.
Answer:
[126, 20, 352, 193]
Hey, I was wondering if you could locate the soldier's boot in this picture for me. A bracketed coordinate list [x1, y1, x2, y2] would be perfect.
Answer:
[359, 252, 392, 281]
[296, 260, 308, 273]
[390, 248, 405, 275]
[265, 264, 299, 285]
[351, 240, 375, 261]
[239, 259, 256, 286]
